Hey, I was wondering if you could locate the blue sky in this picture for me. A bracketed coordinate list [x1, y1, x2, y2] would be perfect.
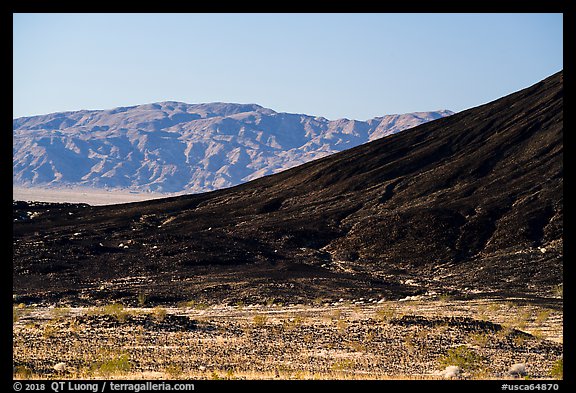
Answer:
[13, 13, 563, 120]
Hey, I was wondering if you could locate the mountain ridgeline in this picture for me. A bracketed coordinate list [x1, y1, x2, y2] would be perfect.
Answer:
[13, 103, 452, 193]
[13, 72, 562, 305]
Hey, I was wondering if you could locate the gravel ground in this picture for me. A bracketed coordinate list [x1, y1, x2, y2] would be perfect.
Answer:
[13, 299, 562, 380]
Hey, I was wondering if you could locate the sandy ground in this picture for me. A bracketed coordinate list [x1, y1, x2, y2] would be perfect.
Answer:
[13, 187, 180, 206]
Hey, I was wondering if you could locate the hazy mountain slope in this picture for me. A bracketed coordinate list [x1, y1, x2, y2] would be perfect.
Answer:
[13, 104, 452, 193]
[13, 72, 562, 305]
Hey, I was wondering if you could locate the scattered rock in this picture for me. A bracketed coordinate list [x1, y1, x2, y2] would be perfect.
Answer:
[509, 363, 527, 377]
[442, 365, 461, 379]
[13, 303, 562, 380]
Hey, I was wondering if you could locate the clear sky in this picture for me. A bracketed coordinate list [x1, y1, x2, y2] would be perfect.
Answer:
[13, 13, 563, 120]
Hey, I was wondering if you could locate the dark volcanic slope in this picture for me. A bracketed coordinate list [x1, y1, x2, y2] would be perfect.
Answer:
[13, 72, 563, 305]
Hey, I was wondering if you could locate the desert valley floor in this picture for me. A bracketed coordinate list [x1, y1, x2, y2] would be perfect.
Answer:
[13, 297, 562, 380]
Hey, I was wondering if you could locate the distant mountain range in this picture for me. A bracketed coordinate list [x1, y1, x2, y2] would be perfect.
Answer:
[13, 103, 453, 193]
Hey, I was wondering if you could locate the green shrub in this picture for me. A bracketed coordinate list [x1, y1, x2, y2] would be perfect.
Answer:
[13, 306, 21, 323]
[439, 294, 453, 302]
[91, 303, 129, 323]
[331, 359, 354, 371]
[137, 292, 147, 306]
[283, 315, 306, 331]
[438, 345, 484, 370]
[42, 323, 58, 339]
[152, 306, 167, 322]
[375, 307, 396, 322]
[95, 354, 131, 377]
[253, 315, 268, 326]
[552, 284, 563, 298]
[550, 358, 562, 379]
[336, 319, 348, 333]
[468, 332, 490, 348]
[165, 364, 183, 378]
[50, 307, 71, 320]
[535, 309, 552, 325]
[13, 303, 30, 323]
[14, 365, 33, 379]
[179, 300, 208, 310]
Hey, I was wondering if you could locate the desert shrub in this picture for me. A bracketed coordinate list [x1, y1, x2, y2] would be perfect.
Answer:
[95, 354, 131, 377]
[550, 358, 562, 379]
[13, 306, 21, 323]
[439, 294, 453, 302]
[331, 359, 355, 372]
[530, 329, 546, 340]
[364, 330, 377, 342]
[50, 307, 71, 320]
[512, 334, 528, 347]
[438, 345, 484, 370]
[14, 365, 33, 379]
[336, 319, 348, 333]
[137, 292, 147, 306]
[552, 284, 563, 299]
[303, 333, 315, 343]
[165, 363, 183, 378]
[253, 315, 268, 326]
[42, 323, 58, 339]
[13, 303, 31, 323]
[375, 307, 396, 322]
[330, 309, 343, 320]
[468, 332, 490, 347]
[283, 315, 306, 331]
[180, 300, 208, 310]
[152, 306, 167, 322]
[347, 341, 366, 352]
[92, 303, 129, 323]
[513, 309, 532, 330]
[535, 309, 552, 325]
